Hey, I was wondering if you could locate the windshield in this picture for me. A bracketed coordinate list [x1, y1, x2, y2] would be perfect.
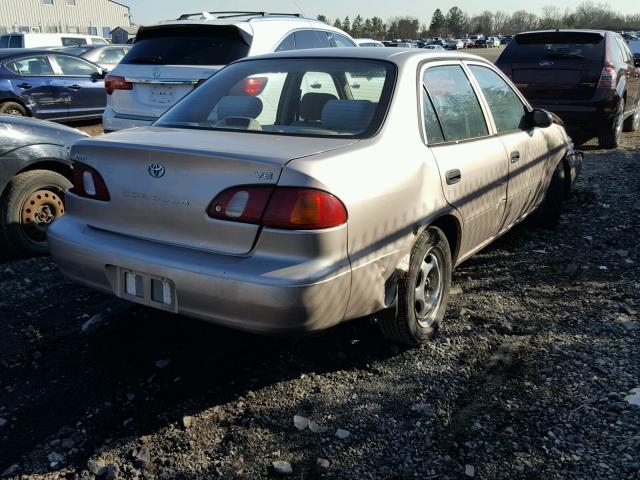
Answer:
[500, 32, 605, 63]
[121, 25, 250, 66]
[155, 58, 396, 138]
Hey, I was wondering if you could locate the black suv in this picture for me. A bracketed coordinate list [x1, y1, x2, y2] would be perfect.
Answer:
[496, 30, 640, 148]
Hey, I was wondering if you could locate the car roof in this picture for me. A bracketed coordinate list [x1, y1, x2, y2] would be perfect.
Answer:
[237, 47, 494, 66]
[0, 48, 68, 58]
[517, 29, 608, 36]
[155, 13, 330, 29]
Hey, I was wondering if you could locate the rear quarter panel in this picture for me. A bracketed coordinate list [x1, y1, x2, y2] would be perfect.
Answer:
[282, 57, 454, 319]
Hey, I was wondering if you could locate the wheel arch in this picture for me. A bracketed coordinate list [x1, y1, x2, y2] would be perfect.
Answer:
[0, 97, 31, 116]
[429, 213, 462, 266]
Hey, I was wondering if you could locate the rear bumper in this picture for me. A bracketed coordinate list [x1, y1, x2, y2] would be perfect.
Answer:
[102, 106, 157, 133]
[531, 97, 621, 132]
[48, 216, 352, 335]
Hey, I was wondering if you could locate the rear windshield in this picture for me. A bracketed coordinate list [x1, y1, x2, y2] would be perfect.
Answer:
[499, 32, 605, 63]
[155, 58, 396, 139]
[120, 25, 251, 66]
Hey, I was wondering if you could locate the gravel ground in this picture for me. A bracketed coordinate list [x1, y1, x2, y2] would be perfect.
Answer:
[1, 130, 639, 480]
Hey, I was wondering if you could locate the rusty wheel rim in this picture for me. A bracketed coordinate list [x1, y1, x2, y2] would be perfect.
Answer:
[20, 188, 65, 244]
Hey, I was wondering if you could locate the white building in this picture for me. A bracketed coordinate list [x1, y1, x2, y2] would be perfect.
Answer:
[0, 0, 130, 37]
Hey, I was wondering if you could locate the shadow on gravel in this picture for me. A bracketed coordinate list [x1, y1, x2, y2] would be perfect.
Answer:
[0, 304, 401, 472]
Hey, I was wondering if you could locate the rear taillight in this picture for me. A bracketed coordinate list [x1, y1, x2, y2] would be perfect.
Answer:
[72, 162, 110, 201]
[207, 186, 347, 230]
[597, 66, 617, 90]
[105, 75, 133, 95]
[207, 186, 274, 224]
[230, 77, 269, 96]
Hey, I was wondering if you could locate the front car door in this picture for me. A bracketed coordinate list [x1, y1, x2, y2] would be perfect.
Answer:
[465, 62, 556, 229]
[3, 54, 68, 119]
[50, 54, 105, 119]
[421, 62, 509, 257]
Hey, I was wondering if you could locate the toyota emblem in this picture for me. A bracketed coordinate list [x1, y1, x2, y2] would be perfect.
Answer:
[152, 67, 161, 78]
[148, 163, 165, 178]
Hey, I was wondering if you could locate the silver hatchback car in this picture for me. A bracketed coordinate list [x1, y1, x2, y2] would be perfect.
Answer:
[49, 49, 582, 344]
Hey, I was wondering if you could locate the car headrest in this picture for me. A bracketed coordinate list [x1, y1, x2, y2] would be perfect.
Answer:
[217, 95, 263, 120]
[300, 93, 338, 122]
[321, 100, 376, 132]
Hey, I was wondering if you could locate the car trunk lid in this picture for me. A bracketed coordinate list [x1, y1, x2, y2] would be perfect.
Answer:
[70, 127, 357, 255]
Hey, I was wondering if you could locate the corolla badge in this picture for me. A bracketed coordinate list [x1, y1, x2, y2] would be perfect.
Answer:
[148, 163, 165, 178]
[539, 60, 554, 66]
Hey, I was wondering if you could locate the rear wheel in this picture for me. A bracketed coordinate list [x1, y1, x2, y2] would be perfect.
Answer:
[0, 170, 71, 256]
[0, 101, 27, 116]
[379, 227, 452, 345]
[623, 100, 640, 132]
[599, 100, 624, 149]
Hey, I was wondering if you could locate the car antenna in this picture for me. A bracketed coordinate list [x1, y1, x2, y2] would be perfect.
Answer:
[291, 0, 306, 17]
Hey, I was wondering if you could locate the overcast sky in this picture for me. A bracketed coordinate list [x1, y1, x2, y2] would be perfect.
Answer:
[126, 0, 638, 25]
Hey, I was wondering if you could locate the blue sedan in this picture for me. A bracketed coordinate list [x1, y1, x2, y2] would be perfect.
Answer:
[0, 49, 106, 121]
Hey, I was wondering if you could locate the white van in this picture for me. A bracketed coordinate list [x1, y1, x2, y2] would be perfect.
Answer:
[0, 33, 109, 49]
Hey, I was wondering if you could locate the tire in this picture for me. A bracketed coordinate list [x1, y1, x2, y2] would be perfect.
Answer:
[0, 170, 71, 256]
[532, 161, 565, 229]
[623, 100, 640, 132]
[0, 101, 27, 116]
[598, 100, 624, 149]
[379, 226, 452, 345]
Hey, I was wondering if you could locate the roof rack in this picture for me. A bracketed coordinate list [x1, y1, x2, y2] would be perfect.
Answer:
[177, 11, 302, 21]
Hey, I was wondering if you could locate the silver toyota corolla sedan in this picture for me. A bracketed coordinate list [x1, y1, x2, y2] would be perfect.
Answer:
[48, 48, 582, 344]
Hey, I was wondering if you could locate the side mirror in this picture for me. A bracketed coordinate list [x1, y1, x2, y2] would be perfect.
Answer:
[529, 108, 553, 128]
[91, 69, 107, 81]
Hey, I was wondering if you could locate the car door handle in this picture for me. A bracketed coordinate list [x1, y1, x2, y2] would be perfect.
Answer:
[17, 83, 31, 89]
[68, 84, 82, 90]
[510, 151, 521, 163]
[445, 169, 461, 185]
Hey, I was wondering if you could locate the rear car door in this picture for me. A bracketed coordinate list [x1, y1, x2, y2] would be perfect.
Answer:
[421, 63, 509, 253]
[467, 62, 552, 228]
[3, 54, 68, 119]
[51, 54, 105, 118]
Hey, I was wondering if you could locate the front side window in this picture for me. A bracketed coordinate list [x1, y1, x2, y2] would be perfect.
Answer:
[42, 0, 53, 4]
[156, 58, 395, 138]
[328, 32, 356, 48]
[53, 55, 100, 76]
[468, 65, 527, 133]
[0, 35, 9, 48]
[5, 55, 54, 76]
[423, 65, 488, 142]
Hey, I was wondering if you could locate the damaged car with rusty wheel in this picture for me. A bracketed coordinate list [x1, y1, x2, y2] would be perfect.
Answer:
[48, 49, 582, 344]
[0, 114, 87, 256]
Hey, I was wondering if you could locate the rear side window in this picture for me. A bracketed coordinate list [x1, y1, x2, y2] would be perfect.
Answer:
[294, 30, 330, 49]
[499, 32, 605, 63]
[423, 65, 488, 142]
[276, 33, 295, 52]
[99, 47, 126, 64]
[422, 92, 445, 144]
[469, 65, 527, 133]
[5, 55, 54, 76]
[121, 25, 250, 66]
